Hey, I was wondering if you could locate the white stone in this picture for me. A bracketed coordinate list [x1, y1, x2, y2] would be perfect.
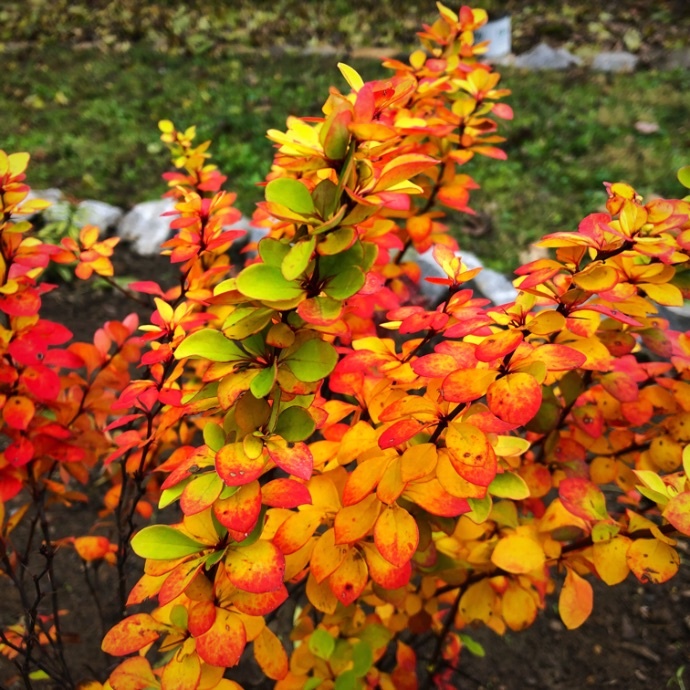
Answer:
[514, 42, 582, 70]
[75, 200, 123, 231]
[415, 248, 517, 306]
[592, 51, 638, 73]
[117, 198, 176, 256]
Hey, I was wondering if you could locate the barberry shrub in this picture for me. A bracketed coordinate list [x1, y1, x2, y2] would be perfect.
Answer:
[1, 4, 690, 690]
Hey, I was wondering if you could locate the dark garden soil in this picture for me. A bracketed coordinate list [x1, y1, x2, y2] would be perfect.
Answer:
[1, 244, 689, 690]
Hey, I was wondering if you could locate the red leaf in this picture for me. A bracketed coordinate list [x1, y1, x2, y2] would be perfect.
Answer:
[20, 365, 60, 400]
[213, 480, 262, 536]
[379, 418, 425, 449]
[265, 439, 313, 480]
[559, 478, 608, 522]
[261, 478, 312, 508]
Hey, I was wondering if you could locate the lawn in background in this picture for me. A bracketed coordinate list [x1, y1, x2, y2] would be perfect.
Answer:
[4, 45, 689, 272]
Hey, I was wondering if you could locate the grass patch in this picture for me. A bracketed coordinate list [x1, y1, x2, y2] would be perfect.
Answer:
[3, 45, 689, 272]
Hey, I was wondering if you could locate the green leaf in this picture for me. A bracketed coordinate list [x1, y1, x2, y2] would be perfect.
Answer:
[266, 178, 315, 215]
[678, 165, 690, 190]
[312, 178, 339, 218]
[308, 629, 335, 660]
[275, 406, 315, 442]
[285, 339, 338, 382]
[223, 307, 275, 339]
[28, 670, 50, 681]
[175, 329, 245, 362]
[358, 623, 392, 652]
[323, 266, 365, 300]
[489, 472, 530, 500]
[259, 237, 291, 267]
[459, 633, 485, 657]
[467, 495, 492, 524]
[170, 604, 188, 630]
[352, 641, 373, 677]
[203, 422, 226, 452]
[334, 670, 358, 690]
[131, 525, 206, 560]
[237, 264, 305, 302]
[320, 109, 352, 161]
[304, 680, 323, 690]
[159, 480, 189, 509]
[318, 227, 356, 255]
[250, 363, 277, 398]
[282, 236, 315, 281]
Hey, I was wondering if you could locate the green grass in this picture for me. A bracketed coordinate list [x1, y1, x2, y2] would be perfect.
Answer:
[2, 45, 689, 273]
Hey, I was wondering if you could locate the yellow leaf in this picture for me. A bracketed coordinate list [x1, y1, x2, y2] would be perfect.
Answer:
[592, 535, 631, 585]
[337, 63, 364, 92]
[501, 583, 538, 631]
[490, 534, 545, 574]
[459, 579, 496, 624]
[627, 538, 680, 584]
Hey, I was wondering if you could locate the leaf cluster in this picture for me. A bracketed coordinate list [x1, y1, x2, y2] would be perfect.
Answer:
[1, 4, 690, 690]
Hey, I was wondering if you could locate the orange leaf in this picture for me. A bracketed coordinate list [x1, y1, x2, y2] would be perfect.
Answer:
[101, 613, 164, 656]
[188, 600, 216, 637]
[442, 368, 498, 403]
[334, 494, 380, 545]
[180, 472, 223, 516]
[159, 558, 206, 606]
[74, 536, 111, 562]
[328, 548, 368, 606]
[107, 657, 159, 690]
[254, 626, 288, 681]
[531, 343, 587, 371]
[311, 528, 349, 583]
[475, 330, 524, 362]
[403, 478, 470, 517]
[627, 538, 680, 584]
[225, 540, 285, 593]
[265, 439, 313, 480]
[273, 508, 323, 554]
[663, 492, 690, 535]
[261, 478, 312, 509]
[491, 534, 545, 574]
[559, 567, 593, 630]
[486, 373, 542, 425]
[373, 504, 419, 567]
[195, 608, 246, 668]
[445, 422, 497, 487]
[361, 542, 412, 589]
[231, 586, 288, 617]
[373, 154, 437, 193]
[216, 442, 266, 487]
[2, 395, 35, 430]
